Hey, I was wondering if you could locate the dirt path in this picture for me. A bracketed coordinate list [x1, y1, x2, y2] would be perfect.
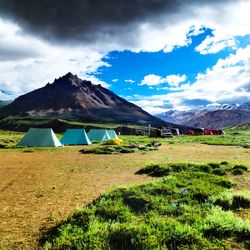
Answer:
[0, 144, 249, 249]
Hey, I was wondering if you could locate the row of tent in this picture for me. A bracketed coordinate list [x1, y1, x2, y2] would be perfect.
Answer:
[17, 128, 118, 147]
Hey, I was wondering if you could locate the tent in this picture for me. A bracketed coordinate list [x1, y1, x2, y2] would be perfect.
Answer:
[61, 129, 91, 145]
[185, 130, 194, 135]
[17, 128, 63, 147]
[87, 129, 111, 142]
[106, 129, 118, 139]
[204, 130, 213, 135]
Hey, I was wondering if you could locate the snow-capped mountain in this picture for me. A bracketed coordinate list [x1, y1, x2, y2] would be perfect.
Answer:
[156, 102, 250, 129]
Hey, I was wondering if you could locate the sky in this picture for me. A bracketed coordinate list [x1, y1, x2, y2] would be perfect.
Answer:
[0, 0, 249, 114]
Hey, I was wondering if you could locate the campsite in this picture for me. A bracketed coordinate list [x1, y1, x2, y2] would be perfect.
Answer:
[0, 127, 249, 249]
[0, 1, 250, 249]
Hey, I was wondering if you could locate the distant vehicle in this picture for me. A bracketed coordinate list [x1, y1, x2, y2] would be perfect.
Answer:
[161, 129, 173, 138]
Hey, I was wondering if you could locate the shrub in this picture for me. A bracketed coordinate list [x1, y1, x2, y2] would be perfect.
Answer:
[208, 163, 221, 169]
[211, 190, 250, 210]
[80, 146, 135, 154]
[212, 168, 227, 176]
[203, 206, 250, 240]
[220, 161, 229, 165]
[210, 192, 233, 210]
[231, 190, 250, 209]
[232, 164, 248, 171]
[136, 162, 248, 178]
[232, 169, 244, 175]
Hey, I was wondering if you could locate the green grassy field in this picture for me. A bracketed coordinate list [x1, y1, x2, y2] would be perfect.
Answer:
[0, 128, 249, 249]
[0, 127, 249, 150]
[42, 162, 250, 249]
[122, 129, 250, 148]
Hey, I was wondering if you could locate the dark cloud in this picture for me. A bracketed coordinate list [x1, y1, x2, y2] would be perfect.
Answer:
[0, 0, 231, 44]
[181, 98, 212, 107]
[219, 95, 250, 105]
[237, 81, 250, 92]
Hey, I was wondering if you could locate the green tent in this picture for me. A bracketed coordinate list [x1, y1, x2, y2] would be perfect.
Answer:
[106, 129, 118, 139]
[87, 129, 111, 142]
[17, 128, 63, 147]
[61, 129, 91, 145]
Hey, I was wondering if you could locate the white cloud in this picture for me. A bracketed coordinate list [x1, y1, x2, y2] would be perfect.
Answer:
[132, 100, 167, 114]
[131, 1, 250, 54]
[165, 74, 187, 87]
[112, 79, 119, 82]
[140, 74, 163, 86]
[195, 35, 237, 54]
[140, 74, 187, 87]
[142, 45, 250, 111]
[0, 18, 110, 100]
[124, 79, 135, 83]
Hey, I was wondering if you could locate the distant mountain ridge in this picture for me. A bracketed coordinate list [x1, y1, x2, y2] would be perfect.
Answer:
[157, 102, 250, 129]
[0, 73, 191, 130]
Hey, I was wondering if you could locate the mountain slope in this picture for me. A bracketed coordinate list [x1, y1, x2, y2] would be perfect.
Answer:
[0, 73, 188, 129]
[0, 100, 12, 108]
[157, 102, 250, 129]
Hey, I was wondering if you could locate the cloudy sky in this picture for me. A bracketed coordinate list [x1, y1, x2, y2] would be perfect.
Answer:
[0, 0, 249, 113]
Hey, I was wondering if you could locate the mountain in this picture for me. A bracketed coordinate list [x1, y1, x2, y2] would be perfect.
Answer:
[0, 100, 12, 108]
[0, 73, 189, 129]
[157, 102, 250, 129]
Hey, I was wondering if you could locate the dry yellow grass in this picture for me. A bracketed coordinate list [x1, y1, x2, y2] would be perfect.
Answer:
[0, 144, 249, 249]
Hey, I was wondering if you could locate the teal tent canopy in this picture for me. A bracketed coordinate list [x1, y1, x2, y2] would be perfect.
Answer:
[61, 129, 91, 145]
[87, 129, 111, 142]
[17, 128, 63, 147]
[106, 129, 118, 139]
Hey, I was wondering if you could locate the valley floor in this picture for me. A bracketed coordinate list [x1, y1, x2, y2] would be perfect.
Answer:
[0, 142, 249, 249]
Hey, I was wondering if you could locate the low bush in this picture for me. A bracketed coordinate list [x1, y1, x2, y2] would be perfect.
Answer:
[232, 164, 248, 171]
[231, 190, 250, 209]
[80, 142, 160, 155]
[203, 206, 250, 240]
[211, 190, 250, 210]
[136, 162, 248, 177]
[80, 146, 135, 154]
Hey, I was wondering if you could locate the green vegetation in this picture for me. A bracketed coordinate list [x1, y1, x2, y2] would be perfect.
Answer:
[0, 116, 151, 129]
[42, 162, 250, 249]
[136, 161, 248, 177]
[0, 129, 24, 148]
[80, 145, 136, 154]
[80, 142, 160, 154]
[211, 190, 250, 210]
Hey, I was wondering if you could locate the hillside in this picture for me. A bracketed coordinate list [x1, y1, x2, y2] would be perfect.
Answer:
[0, 73, 189, 130]
[0, 100, 12, 108]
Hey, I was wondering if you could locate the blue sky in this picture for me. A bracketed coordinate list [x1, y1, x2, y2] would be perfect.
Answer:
[95, 28, 233, 97]
[0, 0, 249, 114]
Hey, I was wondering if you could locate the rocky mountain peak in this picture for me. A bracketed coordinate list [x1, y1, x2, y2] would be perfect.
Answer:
[52, 72, 92, 88]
